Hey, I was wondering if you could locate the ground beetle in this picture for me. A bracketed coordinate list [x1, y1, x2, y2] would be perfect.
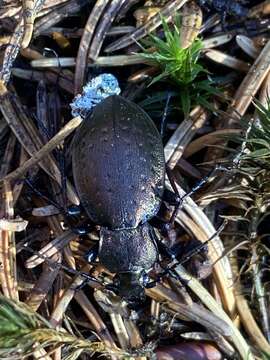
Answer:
[72, 95, 166, 303]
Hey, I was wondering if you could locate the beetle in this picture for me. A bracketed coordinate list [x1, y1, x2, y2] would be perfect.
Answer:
[71, 95, 166, 303]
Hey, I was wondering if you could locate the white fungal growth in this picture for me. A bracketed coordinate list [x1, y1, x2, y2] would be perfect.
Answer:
[70, 73, 121, 118]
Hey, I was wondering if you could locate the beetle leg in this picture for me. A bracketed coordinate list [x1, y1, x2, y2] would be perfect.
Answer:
[165, 165, 182, 228]
[73, 278, 89, 292]
[24, 178, 64, 213]
[220, 10, 227, 30]
[162, 188, 180, 205]
[72, 222, 92, 235]
[183, 164, 229, 199]
[25, 178, 94, 236]
[23, 241, 104, 291]
[144, 280, 157, 289]
[171, 164, 227, 207]
[160, 92, 172, 138]
[67, 204, 83, 216]
[158, 220, 227, 282]
[165, 164, 227, 229]
[72, 271, 105, 292]
[165, 164, 180, 198]
[84, 242, 99, 263]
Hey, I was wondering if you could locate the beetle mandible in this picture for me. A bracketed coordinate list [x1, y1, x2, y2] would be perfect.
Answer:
[72, 95, 166, 302]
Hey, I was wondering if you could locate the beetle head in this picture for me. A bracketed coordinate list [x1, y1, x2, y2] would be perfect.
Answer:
[113, 271, 146, 305]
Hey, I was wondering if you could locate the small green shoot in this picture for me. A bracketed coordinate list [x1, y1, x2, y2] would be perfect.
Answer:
[139, 16, 218, 116]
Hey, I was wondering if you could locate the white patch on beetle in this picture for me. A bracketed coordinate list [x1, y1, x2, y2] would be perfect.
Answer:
[70, 73, 121, 118]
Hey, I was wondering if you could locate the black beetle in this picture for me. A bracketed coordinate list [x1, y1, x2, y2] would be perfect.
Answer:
[72, 95, 165, 303]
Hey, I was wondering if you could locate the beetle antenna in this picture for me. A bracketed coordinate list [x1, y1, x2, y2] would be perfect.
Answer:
[24, 178, 65, 213]
[158, 219, 228, 280]
[22, 243, 105, 288]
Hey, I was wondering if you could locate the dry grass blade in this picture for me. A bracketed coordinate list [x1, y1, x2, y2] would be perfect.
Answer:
[204, 49, 250, 72]
[19, 47, 75, 93]
[184, 129, 242, 158]
[21, 0, 45, 48]
[0, 35, 11, 46]
[104, 0, 188, 53]
[163, 102, 235, 317]
[251, 246, 270, 347]
[165, 106, 209, 169]
[31, 54, 148, 67]
[0, 185, 18, 301]
[13, 150, 28, 205]
[123, 317, 144, 352]
[0, 201, 18, 302]
[94, 290, 145, 356]
[0, 5, 21, 19]
[26, 195, 65, 312]
[248, 0, 270, 17]
[39, 24, 134, 37]
[230, 254, 270, 354]
[50, 266, 89, 327]
[110, 313, 133, 350]
[88, 0, 127, 61]
[0, 134, 16, 180]
[202, 33, 234, 49]
[236, 290, 270, 354]
[229, 40, 270, 119]
[115, 0, 140, 21]
[0, 81, 79, 204]
[74, 291, 118, 357]
[180, 1, 202, 49]
[42, 0, 71, 10]
[147, 284, 232, 337]
[173, 265, 254, 360]
[2, 116, 82, 184]
[26, 252, 62, 311]
[95, 291, 131, 351]
[25, 230, 76, 268]
[0, 218, 28, 232]
[34, 0, 88, 37]
[128, 66, 159, 83]
[0, 18, 24, 84]
[12, 68, 74, 94]
[74, 0, 109, 94]
[0, 0, 43, 84]
[168, 181, 236, 318]
[258, 71, 270, 109]
[0, 133, 18, 301]
[236, 35, 261, 59]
